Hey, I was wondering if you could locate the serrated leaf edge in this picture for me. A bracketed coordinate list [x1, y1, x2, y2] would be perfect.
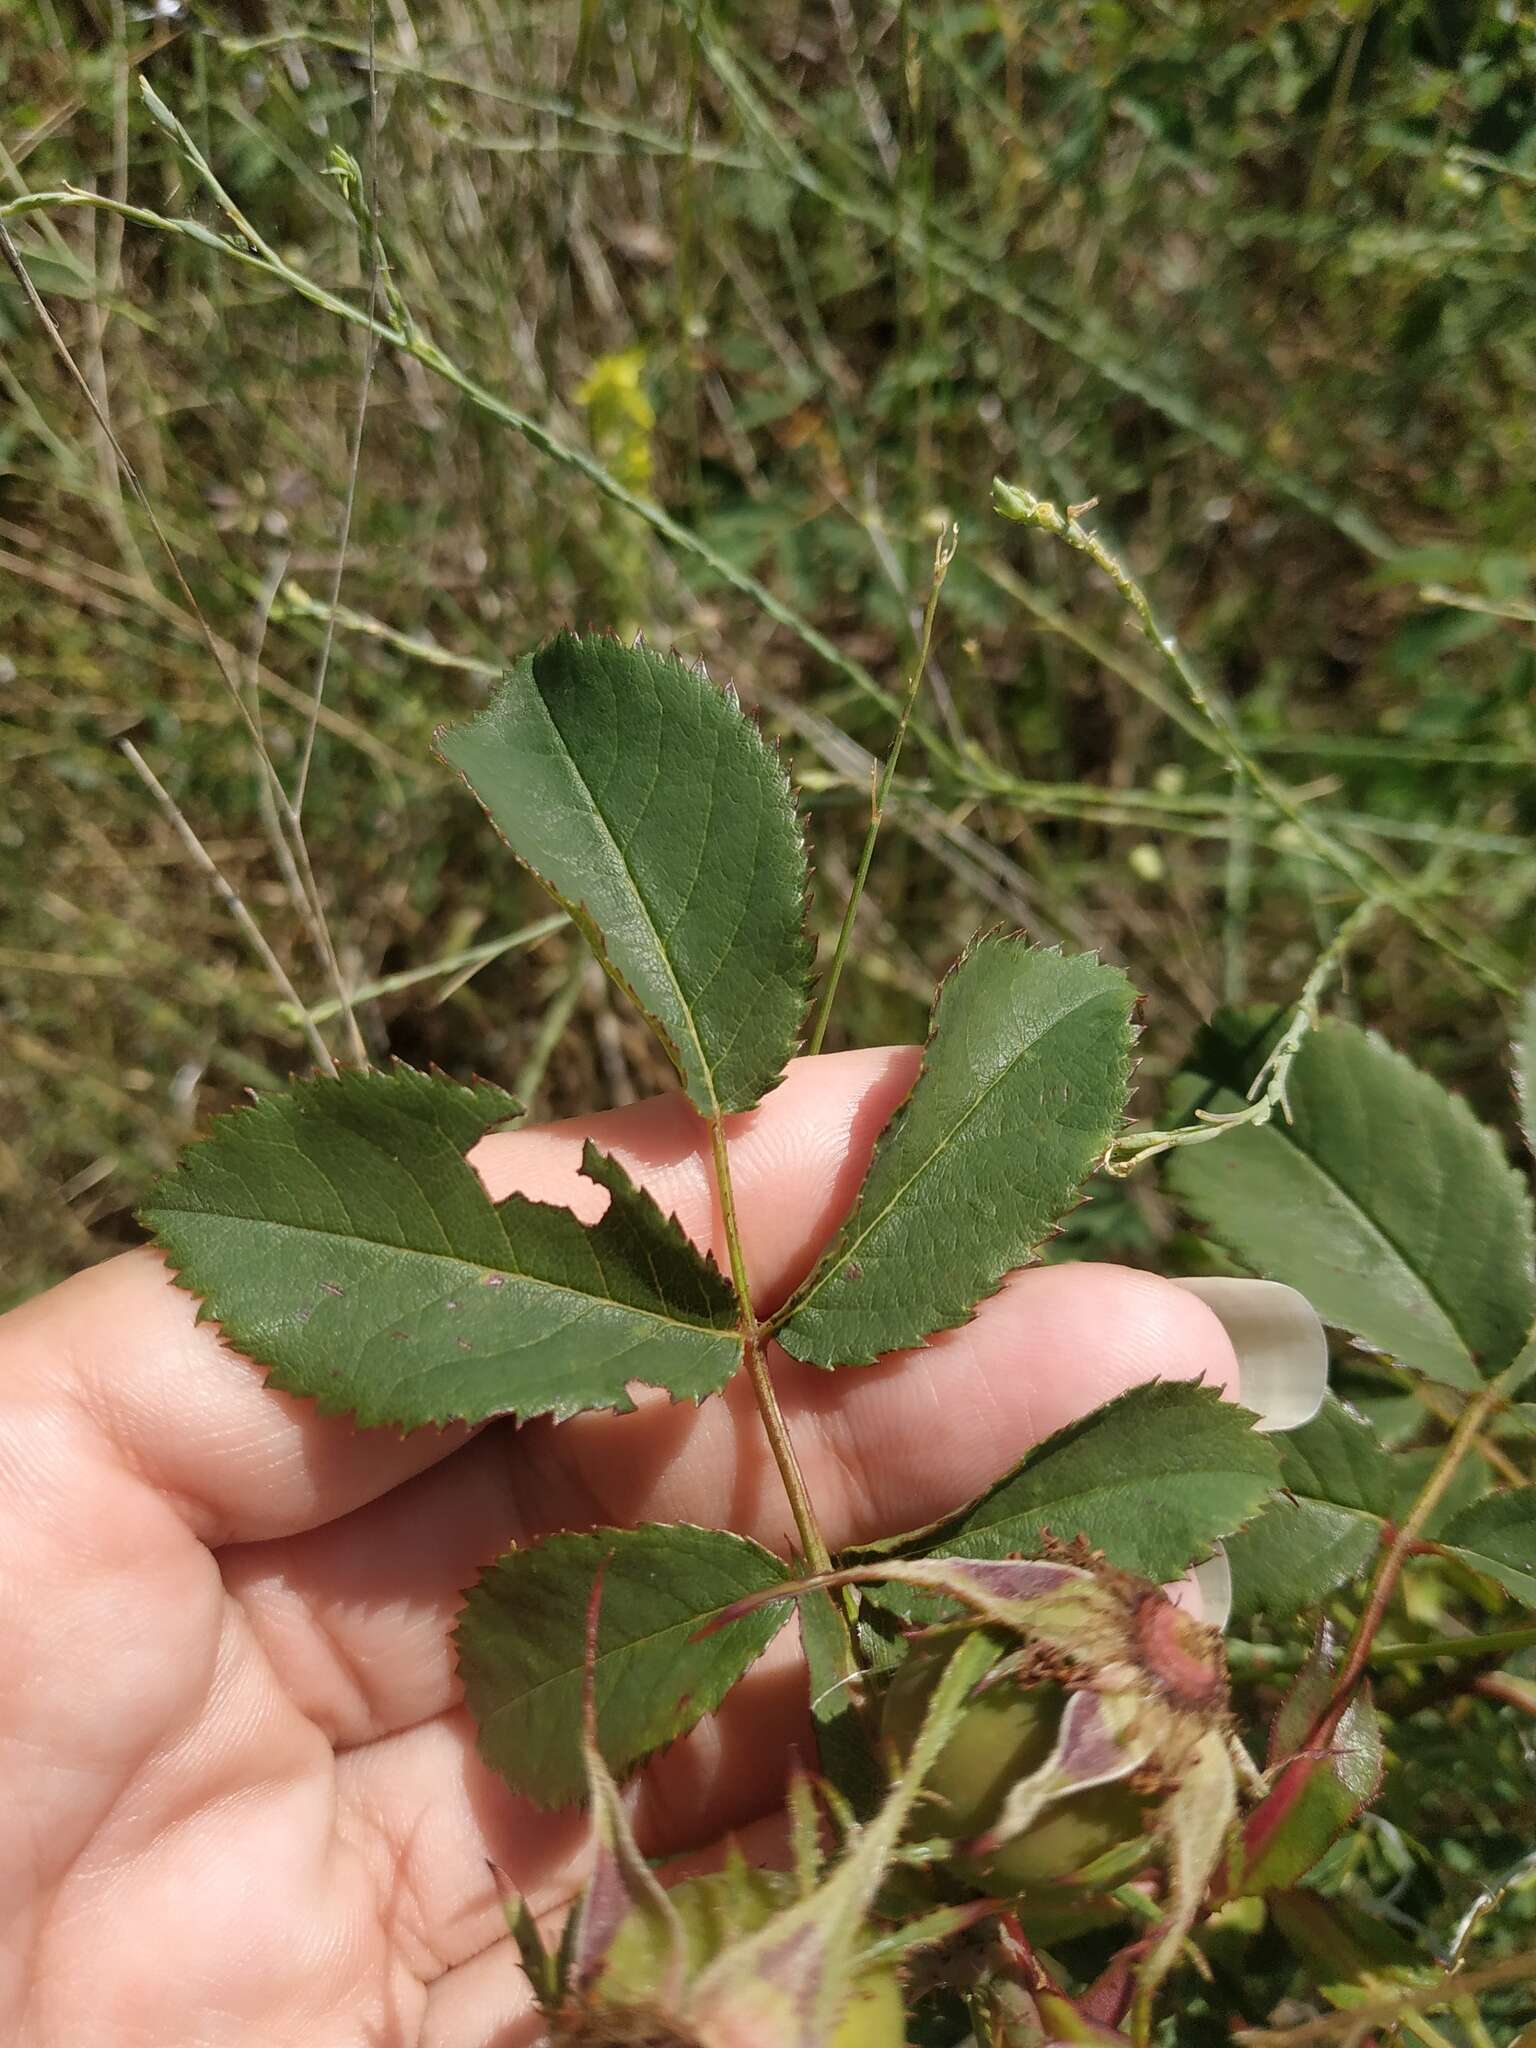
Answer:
[435, 631, 815, 1119]
[773, 929, 1138, 1363]
[139, 1061, 739, 1433]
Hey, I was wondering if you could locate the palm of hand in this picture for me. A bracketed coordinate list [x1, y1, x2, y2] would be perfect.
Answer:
[1, 1051, 1236, 2048]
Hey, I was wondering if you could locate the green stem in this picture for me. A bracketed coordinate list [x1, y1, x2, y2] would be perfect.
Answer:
[808, 524, 956, 1055]
[1228, 1621, 1536, 1677]
[1108, 897, 1382, 1171]
[707, 1118, 831, 1578]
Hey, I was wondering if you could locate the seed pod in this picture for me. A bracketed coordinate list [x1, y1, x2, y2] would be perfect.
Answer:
[711, 1541, 1247, 2022]
[567, 1866, 905, 2048]
[883, 1641, 1150, 1901]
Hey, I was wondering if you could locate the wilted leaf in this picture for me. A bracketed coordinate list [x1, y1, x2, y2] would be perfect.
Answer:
[851, 1381, 1278, 1593]
[141, 1067, 740, 1430]
[1224, 1397, 1395, 1622]
[457, 1525, 792, 1807]
[1440, 1486, 1536, 1606]
[775, 936, 1136, 1367]
[438, 633, 811, 1117]
[1138, 1729, 1238, 2019]
[1169, 1012, 1536, 1392]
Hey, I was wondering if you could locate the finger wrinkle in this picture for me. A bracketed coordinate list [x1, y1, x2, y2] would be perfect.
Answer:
[223, 1425, 535, 1752]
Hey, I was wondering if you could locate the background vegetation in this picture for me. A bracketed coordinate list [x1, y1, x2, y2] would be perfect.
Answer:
[3, 2, 1533, 1308]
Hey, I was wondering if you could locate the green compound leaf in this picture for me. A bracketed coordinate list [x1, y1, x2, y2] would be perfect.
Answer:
[140, 1066, 740, 1431]
[849, 1380, 1278, 1587]
[1223, 1396, 1396, 1623]
[1440, 1487, 1536, 1606]
[456, 1524, 792, 1807]
[438, 633, 811, 1118]
[775, 936, 1136, 1367]
[1168, 1011, 1536, 1393]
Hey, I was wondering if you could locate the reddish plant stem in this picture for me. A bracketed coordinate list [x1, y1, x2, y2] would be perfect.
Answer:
[1313, 1382, 1502, 1743]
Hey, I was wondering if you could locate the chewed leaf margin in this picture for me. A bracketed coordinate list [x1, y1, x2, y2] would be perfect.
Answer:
[139, 1062, 742, 1433]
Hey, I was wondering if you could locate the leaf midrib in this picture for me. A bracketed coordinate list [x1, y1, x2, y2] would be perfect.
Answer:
[1234, 1093, 1475, 1377]
[474, 1587, 788, 1738]
[777, 981, 1114, 1329]
[147, 1206, 735, 1343]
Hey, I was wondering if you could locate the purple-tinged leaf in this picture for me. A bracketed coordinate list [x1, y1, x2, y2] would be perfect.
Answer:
[703, 1554, 1093, 1639]
[567, 1569, 686, 2002]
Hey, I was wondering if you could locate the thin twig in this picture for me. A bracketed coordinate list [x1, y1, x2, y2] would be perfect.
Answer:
[1231, 1950, 1536, 2046]
[993, 481, 1516, 996]
[294, 8, 381, 816]
[119, 742, 334, 1073]
[808, 523, 957, 1054]
[1318, 1350, 1531, 1735]
[1109, 897, 1381, 1171]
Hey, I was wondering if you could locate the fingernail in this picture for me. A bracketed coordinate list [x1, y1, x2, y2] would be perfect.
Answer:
[1170, 1277, 1327, 1432]
[1187, 1548, 1232, 1632]
[1166, 1547, 1232, 1631]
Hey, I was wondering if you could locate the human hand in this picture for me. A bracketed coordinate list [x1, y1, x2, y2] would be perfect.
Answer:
[0, 1047, 1323, 2047]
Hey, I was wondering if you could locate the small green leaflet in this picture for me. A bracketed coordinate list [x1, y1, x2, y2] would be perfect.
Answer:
[775, 937, 1136, 1367]
[1439, 1488, 1536, 1606]
[1224, 1396, 1396, 1622]
[456, 1525, 791, 1807]
[140, 1067, 740, 1430]
[438, 634, 811, 1118]
[1225, 1394, 1526, 1619]
[797, 1584, 884, 1818]
[848, 1380, 1278, 1590]
[1517, 984, 1536, 1165]
[1168, 1012, 1536, 1393]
